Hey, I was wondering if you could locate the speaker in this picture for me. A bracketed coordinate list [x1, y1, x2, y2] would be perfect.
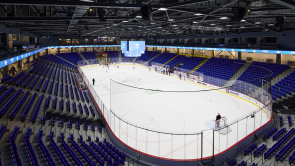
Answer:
[141, 6, 152, 20]
[275, 16, 284, 27]
[231, 7, 245, 21]
[99, 9, 106, 22]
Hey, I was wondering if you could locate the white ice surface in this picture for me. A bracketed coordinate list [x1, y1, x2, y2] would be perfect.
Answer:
[81, 64, 269, 159]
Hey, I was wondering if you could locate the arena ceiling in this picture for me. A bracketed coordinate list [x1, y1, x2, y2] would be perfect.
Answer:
[0, 0, 294, 38]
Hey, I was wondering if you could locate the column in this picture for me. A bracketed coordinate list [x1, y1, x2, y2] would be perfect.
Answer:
[58, 48, 60, 54]
[46, 49, 48, 55]
[177, 48, 179, 54]
[71, 47, 73, 53]
[211, 50, 214, 57]
[19, 61, 22, 70]
[276, 54, 281, 64]
[238, 52, 242, 60]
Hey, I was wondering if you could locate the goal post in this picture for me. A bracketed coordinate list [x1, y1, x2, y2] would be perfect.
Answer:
[215, 116, 227, 129]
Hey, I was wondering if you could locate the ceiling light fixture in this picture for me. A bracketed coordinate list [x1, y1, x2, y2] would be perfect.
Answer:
[136, 16, 142, 18]
[255, 22, 261, 24]
[158, 8, 168, 11]
[210, 24, 216, 25]
[122, 20, 129, 23]
[241, 19, 246, 22]
[168, 19, 174, 21]
[220, 17, 228, 20]
[194, 13, 203, 16]
[193, 22, 198, 23]
[150, 22, 156, 24]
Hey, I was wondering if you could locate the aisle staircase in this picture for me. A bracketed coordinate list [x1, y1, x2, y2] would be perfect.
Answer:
[54, 55, 77, 67]
[161, 54, 179, 66]
[132, 57, 137, 63]
[189, 58, 209, 74]
[223, 62, 252, 87]
[118, 51, 122, 62]
[143, 52, 162, 64]
[78, 53, 90, 65]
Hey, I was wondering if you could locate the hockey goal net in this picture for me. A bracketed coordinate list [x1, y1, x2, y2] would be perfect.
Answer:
[215, 116, 227, 129]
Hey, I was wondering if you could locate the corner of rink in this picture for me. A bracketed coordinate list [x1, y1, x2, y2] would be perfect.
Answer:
[102, 111, 273, 166]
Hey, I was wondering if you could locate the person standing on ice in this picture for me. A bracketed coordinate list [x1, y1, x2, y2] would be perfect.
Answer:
[179, 73, 181, 79]
[216, 113, 221, 127]
[133, 66, 135, 70]
[92, 78, 95, 86]
[117, 65, 119, 69]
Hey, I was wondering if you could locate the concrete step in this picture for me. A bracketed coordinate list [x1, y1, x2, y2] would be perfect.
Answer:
[143, 52, 162, 64]
[161, 54, 179, 66]
[223, 62, 252, 87]
[78, 53, 90, 65]
[189, 58, 209, 74]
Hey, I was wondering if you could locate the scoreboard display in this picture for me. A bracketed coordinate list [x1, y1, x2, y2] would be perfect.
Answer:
[121, 41, 145, 57]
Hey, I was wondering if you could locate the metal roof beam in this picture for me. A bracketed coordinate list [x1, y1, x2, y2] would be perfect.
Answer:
[0, 16, 134, 21]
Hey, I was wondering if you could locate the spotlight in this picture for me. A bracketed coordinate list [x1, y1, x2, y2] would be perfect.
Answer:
[158, 8, 168, 11]
[220, 17, 229, 20]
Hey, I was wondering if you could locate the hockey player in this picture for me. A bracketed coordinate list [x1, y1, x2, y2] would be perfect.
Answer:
[133, 66, 135, 70]
[117, 65, 119, 69]
[179, 73, 181, 79]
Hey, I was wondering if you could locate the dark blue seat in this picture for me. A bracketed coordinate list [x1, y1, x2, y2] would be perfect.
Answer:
[0, 88, 22, 117]
[32, 94, 44, 122]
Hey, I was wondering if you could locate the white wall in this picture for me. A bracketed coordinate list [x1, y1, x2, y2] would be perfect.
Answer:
[213, 51, 237, 59]
[282, 54, 295, 63]
[242, 52, 276, 62]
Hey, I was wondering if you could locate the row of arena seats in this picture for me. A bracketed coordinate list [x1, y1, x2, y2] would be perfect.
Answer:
[271, 71, 295, 100]
[264, 128, 295, 159]
[29, 61, 77, 85]
[24, 128, 39, 166]
[0, 88, 22, 117]
[10, 91, 30, 119]
[40, 54, 76, 69]
[10, 126, 22, 166]
[81, 52, 97, 60]
[235, 62, 288, 87]
[263, 127, 278, 141]
[56, 52, 83, 65]
[106, 51, 119, 62]
[134, 51, 160, 63]
[177, 57, 205, 72]
[195, 57, 245, 84]
[149, 52, 177, 65]
[1, 75, 10, 83]
[37, 130, 56, 166]
[273, 127, 286, 141]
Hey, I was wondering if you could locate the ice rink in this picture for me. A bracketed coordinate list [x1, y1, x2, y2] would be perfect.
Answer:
[81, 64, 270, 159]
